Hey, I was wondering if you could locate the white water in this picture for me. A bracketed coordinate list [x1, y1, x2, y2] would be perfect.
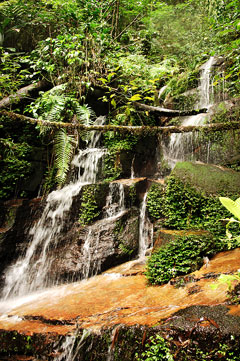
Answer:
[2, 117, 106, 299]
[163, 56, 215, 167]
[105, 182, 125, 219]
[56, 329, 91, 361]
[79, 181, 126, 280]
[138, 192, 153, 258]
[131, 156, 136, 179]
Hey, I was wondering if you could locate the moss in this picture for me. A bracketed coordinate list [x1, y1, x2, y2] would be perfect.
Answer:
[129, 184, 137, 202]
[147, 163, 240, 239]
[114, 209, 139, 259]
[171, 162, 240, 196]
[78, 183, 108, 225]
[0, 331, 55, 357]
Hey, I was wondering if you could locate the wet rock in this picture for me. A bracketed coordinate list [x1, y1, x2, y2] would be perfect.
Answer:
[0, 198, 43, 287]
[0, 249, 240, 360]
[46, 208, 139, 282]
[119, 135, 158, 178]
[161, 304, 240, 355]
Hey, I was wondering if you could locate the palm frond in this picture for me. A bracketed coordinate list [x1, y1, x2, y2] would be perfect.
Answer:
[54, 129, 76, 187]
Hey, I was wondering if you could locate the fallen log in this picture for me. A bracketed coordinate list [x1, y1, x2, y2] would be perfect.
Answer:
[0, 80, 52, 109]
[133, 102, 208, 116]
[1, 110, 240, 135]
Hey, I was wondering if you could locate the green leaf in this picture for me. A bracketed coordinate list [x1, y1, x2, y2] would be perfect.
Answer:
[219, 197, 240, 221]
[129, 94, 142, 101]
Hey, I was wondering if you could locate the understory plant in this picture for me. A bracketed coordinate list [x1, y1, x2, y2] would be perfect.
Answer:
[27, 85, 96, 188]
[0, 138, 32, 200]
[146, 235, 216, 285]
[146, 178, 228, 236]
[219, 196, 240, 245]
[136, 334, 173, 361]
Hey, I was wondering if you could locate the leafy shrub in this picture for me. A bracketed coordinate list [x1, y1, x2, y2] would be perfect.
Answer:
[147, 184, 165, 221]
[0, 139, 32, 200]
[145, 235, 217, 285]
[148, 176, 235, 237]
[136, 334, 173, 361]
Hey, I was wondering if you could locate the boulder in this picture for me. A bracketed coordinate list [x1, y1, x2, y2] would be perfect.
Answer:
[171, 162, 240, 196]
[45, 208, 139, 282]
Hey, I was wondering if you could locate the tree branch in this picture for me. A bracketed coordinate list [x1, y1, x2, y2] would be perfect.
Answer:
[133, 102, 208, 116]
[0, 80, 52, 109]
[1, 110, 240, 135]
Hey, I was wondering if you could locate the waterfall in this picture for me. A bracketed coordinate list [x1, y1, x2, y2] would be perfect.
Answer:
[138, 192, 153, 258]
[55, 329, 91, 361]
[2, 117, 106, 299]
[105, 182, 125, 219]
[163, 57, 215, 167]
[131, 156, 136, 179]
[79, 182, 126, 280]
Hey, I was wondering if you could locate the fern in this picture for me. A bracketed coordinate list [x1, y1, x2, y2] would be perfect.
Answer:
[76, 104, 95, 125]
[0, 3, 25, 34]
[27, 87, 96, 188]
[54, 129, 76, 187]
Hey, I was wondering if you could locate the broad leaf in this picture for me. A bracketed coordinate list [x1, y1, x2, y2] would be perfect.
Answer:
[219, 197, 240, 221]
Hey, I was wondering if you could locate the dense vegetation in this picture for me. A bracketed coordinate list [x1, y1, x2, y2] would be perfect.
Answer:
[0, 0, 239, 200]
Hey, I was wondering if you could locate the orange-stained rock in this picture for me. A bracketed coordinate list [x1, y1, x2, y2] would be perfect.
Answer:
[0, 249, 239, 336]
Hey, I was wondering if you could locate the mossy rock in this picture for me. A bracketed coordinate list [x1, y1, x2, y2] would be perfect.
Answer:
[171, 162, 240, 196]
[78, 183, 109, 225]
[153, 229, 211, 252]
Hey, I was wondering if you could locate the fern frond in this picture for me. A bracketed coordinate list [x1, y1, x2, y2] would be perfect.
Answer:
[76, 104, 95, 125]
[54, 129, 76, 187]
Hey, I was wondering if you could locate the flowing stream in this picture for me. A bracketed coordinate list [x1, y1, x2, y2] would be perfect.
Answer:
[163, 56, 215, 167]
[2, 117, 106, 299]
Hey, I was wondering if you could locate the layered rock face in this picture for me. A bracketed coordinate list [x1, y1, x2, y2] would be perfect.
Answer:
[0, 178, 148, 289]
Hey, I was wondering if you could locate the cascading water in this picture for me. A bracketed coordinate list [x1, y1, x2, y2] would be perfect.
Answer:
[163, 56, 215, 167]
[138, 192, 153, 258]
[79, 181, 126, 279]
[105, 182, 125, 219]
[2, 117, 106, 299]
[55, 329, 91, 361]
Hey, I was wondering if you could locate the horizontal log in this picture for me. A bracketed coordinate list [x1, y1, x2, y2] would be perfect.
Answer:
[1, 110, 240, 134]
[0, 80, 51, 109]
[133, 102, 208, 116]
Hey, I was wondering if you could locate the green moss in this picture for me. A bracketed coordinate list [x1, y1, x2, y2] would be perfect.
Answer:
[171, 162, 240, 196]
[147, 164, 240, 239]
[103, 151, 122, 181]
[78, 185, 100, 225]
[128, 184, 137, 207]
